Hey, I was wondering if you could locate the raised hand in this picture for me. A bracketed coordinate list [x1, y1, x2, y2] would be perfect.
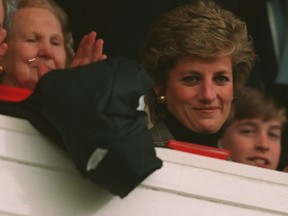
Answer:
[70, 31, 107, 68]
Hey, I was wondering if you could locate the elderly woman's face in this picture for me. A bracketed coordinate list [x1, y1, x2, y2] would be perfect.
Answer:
[161, 56, 233, 134]
[1, 7, 66, 90]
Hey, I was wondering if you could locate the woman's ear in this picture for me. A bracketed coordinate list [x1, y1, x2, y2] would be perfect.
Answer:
[153, 86, 161, 96]
[153, 85, 165, 96]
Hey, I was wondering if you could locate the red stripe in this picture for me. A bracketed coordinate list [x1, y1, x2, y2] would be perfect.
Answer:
[0, 85, 32, 102]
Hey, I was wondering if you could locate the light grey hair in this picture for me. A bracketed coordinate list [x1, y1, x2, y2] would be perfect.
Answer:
[3, 0, 17, 29]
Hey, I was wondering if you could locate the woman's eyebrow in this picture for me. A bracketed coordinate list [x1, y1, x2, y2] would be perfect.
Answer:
[179, 69, 200, 75]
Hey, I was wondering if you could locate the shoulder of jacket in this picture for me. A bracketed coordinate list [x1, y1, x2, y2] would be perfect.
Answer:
[150, 122, 174, 147]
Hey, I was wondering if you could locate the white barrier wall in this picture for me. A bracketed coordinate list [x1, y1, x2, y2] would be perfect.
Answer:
[0, 114, 288, 216]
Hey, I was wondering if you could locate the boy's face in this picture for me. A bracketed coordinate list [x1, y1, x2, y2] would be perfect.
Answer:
[220, 118, 282, 170]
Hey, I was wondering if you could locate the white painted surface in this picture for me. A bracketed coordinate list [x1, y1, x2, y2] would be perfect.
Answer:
[0, 114, 287, 216]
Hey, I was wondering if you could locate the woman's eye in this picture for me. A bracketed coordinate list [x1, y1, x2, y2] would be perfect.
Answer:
[51, 39, 62, 46]
[26, 38, 36, 42]
[214, 75, 230, 84]
[182, 76, 200, 85]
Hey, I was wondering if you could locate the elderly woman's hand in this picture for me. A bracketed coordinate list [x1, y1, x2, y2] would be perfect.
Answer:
[70, 31, 107, 68]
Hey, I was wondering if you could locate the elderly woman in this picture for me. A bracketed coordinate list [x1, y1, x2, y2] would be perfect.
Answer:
[141, 0, 256, 147]
[0, 0, 106, 90]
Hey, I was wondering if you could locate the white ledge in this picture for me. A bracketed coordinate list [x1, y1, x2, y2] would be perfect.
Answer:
[0, 114, 287, 216]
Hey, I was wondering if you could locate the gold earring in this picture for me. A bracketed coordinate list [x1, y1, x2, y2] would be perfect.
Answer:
[158, 96, 166, 104]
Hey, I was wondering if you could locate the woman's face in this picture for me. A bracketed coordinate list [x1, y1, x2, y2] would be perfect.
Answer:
[220, 118, 281, 170]
[1, 7, 66, 90]
[158, 56, 233, 134]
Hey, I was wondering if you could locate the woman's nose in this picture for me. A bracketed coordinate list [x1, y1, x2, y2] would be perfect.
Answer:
[198, 80, 216, 102]
[37, 42, 54, 59]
